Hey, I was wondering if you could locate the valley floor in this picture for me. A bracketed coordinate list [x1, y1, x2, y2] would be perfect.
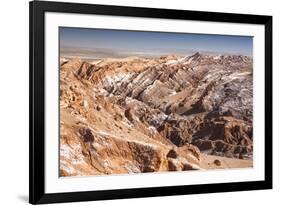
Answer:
[200, 154, 253, 170]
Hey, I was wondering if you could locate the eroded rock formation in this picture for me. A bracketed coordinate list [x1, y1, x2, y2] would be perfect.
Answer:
[60, 53, 253, 176]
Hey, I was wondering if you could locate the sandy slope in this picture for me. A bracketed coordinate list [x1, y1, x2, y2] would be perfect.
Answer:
[200, 154, 253, 169]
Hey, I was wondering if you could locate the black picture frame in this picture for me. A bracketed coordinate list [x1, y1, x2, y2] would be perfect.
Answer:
[29, 1, 272, 204]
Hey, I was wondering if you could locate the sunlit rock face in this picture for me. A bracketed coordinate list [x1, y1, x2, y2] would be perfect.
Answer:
[59, 53, 253, 177]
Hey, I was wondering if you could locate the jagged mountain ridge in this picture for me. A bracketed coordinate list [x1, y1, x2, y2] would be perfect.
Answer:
[60, 53, 253, 176]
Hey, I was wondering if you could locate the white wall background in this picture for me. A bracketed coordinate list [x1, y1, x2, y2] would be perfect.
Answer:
[0, 0, 279, 204]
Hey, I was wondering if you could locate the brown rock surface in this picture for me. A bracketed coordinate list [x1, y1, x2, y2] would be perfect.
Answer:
[60, 53, 253, 176]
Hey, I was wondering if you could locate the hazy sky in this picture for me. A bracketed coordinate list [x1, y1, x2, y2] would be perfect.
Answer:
[60, 27, 253, 56]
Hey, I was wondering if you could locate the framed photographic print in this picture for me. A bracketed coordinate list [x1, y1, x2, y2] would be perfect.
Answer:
[29, 0, 272, 204]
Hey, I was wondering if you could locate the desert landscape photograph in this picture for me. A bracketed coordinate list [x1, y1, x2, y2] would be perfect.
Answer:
[59, 27, 253, 177]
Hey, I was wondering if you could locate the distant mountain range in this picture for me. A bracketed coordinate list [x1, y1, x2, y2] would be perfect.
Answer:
[60, 46, 251, 61]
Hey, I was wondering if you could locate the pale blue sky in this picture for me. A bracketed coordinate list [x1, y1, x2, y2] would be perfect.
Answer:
[60, 27, 253, 56]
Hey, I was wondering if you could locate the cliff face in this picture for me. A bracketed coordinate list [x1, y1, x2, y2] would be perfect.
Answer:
[59, 53, 253, 177]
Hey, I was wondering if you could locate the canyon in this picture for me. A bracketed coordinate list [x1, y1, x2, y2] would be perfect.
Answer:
[59, 52, 253, 176]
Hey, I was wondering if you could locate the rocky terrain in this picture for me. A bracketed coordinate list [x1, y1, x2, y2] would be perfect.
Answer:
[59, 52, 253, 177]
